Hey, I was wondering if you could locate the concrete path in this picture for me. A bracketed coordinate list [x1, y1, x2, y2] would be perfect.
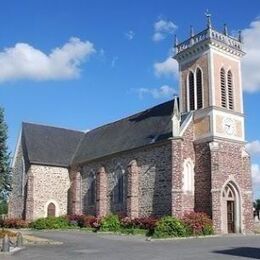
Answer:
[2, 230, 260, 259]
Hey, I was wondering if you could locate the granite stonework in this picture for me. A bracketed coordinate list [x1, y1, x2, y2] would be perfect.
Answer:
[8, 141, 26, 219]
[25, 165, 70, 220]
[77, 141, 173, 217]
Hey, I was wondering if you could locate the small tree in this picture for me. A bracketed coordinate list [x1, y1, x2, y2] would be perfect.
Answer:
[0, 107, 11, 203]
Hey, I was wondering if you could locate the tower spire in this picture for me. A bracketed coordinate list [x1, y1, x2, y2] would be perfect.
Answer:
[238, 30, 243, 43]
[174, 34, 179, 47]
[223, 24, 228, 36]
[190, 25, 194, 37]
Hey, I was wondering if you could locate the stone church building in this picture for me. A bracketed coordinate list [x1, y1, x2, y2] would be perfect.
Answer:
[9, 18, 254, 234]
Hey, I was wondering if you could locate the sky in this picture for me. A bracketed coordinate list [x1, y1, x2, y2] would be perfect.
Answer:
[1, 0, 260, 198]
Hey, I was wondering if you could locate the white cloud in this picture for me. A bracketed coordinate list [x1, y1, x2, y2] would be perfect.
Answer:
[154, 57, 179, 78]
[246, 140, 260, 155]
[252, 164, 260, 185]
[153, 19, 177, 42]
[137, 85, 177, 99]
[0, 37, 95, 82]
[125, 30, 135, 40]
[242, 19, 260, 92]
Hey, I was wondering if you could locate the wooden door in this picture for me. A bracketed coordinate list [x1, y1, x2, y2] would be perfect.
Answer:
[47, 203, 56, 217]
[227, 201, 235, 233]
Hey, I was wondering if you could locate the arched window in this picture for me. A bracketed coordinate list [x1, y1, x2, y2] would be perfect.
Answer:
[113, 165, 124, 204]
[188, 71, 195, 111]
[221, 68, 227, 108]
[183, 159, 194, 193]
[196, 68, 203, 109]
[47, 203, 56, 217]
[227, 70, 234, 110]
[88, 171, 96, 205]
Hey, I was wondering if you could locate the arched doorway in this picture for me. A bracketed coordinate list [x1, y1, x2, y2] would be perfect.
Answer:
[222, 182, 241, 233]
[47, 202, 56, 217]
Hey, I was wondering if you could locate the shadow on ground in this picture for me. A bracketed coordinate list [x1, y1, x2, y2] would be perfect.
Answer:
[213, 247, 260, 259]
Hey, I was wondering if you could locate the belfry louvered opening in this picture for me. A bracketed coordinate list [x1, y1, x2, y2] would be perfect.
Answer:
[221, 68, 227, 108]
[196, 68, 203, 109]
[189, 71, 195, 111]
[227, 70, 234, 110]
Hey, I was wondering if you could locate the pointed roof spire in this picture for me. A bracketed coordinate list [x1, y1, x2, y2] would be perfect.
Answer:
[205, 10, 212, 28]
[173, 95, 180, 119]
[190, 25, 194, 37]
[172, 95, 181, 137]
[223, 24, 228, 36]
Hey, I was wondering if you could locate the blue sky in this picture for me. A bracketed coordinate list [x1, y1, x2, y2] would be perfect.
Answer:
[1, 0, 260, 198]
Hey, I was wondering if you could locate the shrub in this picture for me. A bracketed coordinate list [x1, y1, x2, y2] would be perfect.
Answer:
[0, 200, 8, 215]
[132, 217, 158, 231]
[153, 216, 187, 238]
[31, 216, 70, 230]
[78, 215, 100, 229]
[0, 218, 29, 229]
[182, 212, 214, 236]
[100, 214, 120, 232]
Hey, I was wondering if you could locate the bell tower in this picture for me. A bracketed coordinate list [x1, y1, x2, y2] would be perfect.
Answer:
[173, 14, 254, 234]
[174, 13, 245, 143]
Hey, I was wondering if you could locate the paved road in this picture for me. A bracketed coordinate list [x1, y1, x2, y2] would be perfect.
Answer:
[2, 230, 260, 260]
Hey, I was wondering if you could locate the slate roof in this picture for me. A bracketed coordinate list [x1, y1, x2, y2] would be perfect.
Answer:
[72, 99, 191, 164]
[21, 99, 191, 167]
[22, 122, 84, 167]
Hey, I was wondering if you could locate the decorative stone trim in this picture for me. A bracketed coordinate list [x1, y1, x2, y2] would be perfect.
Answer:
[69, 167, 82, 215]
[96, 166, 107, 217]
[127, 160, 139, 219]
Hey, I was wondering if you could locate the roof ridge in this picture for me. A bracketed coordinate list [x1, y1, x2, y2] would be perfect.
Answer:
[22, 121, 85, 134]
[85, 99, 174, 136]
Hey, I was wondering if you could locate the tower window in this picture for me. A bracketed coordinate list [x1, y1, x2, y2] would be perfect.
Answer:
[227, 70, 234, 110]
[196, 68, 203, 109]
[189, 71, 195, 111]
[220, 68, 227, 108]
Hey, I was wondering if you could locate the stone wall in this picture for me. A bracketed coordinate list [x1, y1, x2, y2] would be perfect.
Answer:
[194, 140, 254, 234]
[25, 165, 70, 220]
[172, 122, 196, 217]
[79, 141, 172, 217]
[194, 142, 212, 216]
[209, 141, 254, 234]
[8, 140, 26, 219]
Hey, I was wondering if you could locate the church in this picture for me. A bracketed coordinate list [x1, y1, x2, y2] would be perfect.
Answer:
[9, 17, 254, 234]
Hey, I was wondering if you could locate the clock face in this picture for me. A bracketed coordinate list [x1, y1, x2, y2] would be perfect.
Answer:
[222, 118, 235, 135]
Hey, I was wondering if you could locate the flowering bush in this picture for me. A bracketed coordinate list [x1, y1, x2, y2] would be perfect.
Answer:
[78, 215, 100, 229]
[0, 218, 30, 229]
[134, 217, 158, 230]
[182, 212, 214, 236]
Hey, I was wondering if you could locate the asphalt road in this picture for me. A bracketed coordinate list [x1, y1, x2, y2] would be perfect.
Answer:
[2, 230, 260, 260]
